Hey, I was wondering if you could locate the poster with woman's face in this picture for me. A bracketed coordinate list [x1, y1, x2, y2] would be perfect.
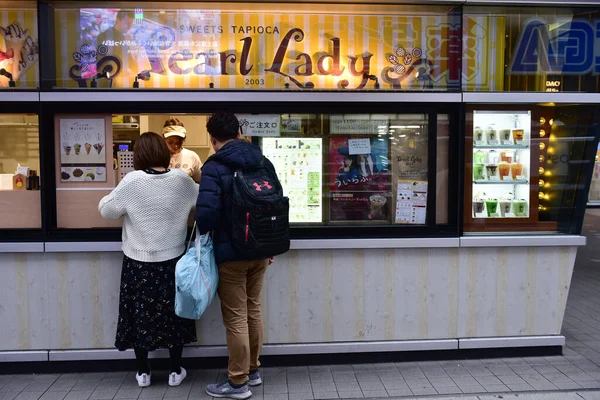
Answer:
[328, 137, 390, 191]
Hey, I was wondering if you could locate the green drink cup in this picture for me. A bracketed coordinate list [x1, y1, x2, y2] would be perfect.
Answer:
[486, 200, 499, 217]
[514, 200, 527, 217]
[473, 164, 485, 181]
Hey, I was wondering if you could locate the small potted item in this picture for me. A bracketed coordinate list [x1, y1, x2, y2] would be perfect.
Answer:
[473, 192, 486, 217]
[513, 199, 528, 217]
[474, 150, 487, 164]
[485, 198, 499, 217]
[498, 162, 511, 180]
[485, 164, 498, 180]
[512, 129, 525, 145]
[499, 192, 513, 217]
[500, 129, 512, 145]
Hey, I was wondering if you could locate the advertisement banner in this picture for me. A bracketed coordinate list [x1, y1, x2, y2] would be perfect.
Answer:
[54, 8, 492, 90]
[0, 8, 39, 88]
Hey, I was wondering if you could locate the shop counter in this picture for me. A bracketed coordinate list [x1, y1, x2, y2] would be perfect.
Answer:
[0, 236, 583, 361]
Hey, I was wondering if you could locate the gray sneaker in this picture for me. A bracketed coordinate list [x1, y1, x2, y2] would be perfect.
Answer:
[205, 381, 252, 399]
[248, 370, 262, 387]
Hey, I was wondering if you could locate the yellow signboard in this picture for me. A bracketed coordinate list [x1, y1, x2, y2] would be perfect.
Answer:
[55, 8, 504, 91]
[0, 8, 39, 88]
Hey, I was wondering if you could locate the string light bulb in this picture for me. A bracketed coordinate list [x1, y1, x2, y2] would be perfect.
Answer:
[539, 192, 545, 199]
[539, 155, 545, 162]
[539, 167, 545, 174]
[540, 142, 546, 150]
[540, 117, 546, 124]
[549, 119, 554, 126]
[540, 129, 546, 137]
[539, 179, 545, 186]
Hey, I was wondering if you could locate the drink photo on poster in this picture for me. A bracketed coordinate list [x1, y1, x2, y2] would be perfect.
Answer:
[330, 191, 391, 222]
[329, 137, 390, 191]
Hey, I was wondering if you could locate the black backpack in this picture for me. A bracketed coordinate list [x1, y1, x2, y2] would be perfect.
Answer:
[231, 157, 290, 259]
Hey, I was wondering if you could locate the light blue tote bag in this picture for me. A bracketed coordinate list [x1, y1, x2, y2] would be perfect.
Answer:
[175, 223, 219, 320]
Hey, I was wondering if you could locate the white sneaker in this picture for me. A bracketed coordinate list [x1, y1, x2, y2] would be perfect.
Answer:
[169, 367, 187, 387]
[136, 372, 151, 388]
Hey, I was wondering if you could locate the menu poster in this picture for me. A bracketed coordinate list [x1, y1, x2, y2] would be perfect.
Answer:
[329, 137, 390, 191]
[395, 181, 427, 224]
[60, 119, 106, 165]
[330, 191, 391, 222]
[262, 138, 322, 223]
[237, 114, 280, 137]
[281, 116, 303, 133]
[61, 166, 107, 182]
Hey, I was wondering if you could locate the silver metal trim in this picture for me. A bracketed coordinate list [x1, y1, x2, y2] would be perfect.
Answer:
[463, 92, 600, 104]
[49, 340, 458, 361]
[44, 242, 122, 253]
[0, 242, 45, 253]
[459, 335, 565, 349]
[40, 92, 462, 103]
[0, 92, 39, 102]
[460, 235, 586, 247]
[291, 238, 460, 249]
[0, 351, 47, 362]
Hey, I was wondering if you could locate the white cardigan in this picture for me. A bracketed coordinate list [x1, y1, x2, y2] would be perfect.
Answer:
[99, 169, 199, 262]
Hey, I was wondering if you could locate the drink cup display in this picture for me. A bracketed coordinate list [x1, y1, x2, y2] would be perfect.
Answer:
[485, 164, 498, 180]
[474, 150, 487, 164]
[498, 162, 511, 180]
[488, 150, 499, 163]
[369, 195, 387, 219]
[513, 200, 527, 217]
[500, 129, 512, 144]
[474, 127, 485, 145]
[500, 200, 512, 217]
[485, 199, 499, 217]
[63, 145, 71, 155]
[486, 127, 498, 144]
[473, 164, 485, 180]
[74, 143, 81, 155]
[85, 143, 92, 155]
[501, 150, 513, 163]
[511, 162, 523, 180]
[512, 129, 525, 145]
[473, 200, 485, 216]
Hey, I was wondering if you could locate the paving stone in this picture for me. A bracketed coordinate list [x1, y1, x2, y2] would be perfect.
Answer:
[89, 389, 118, 400]
[70, 382, 100, 392]
[163, 385, 191, 398]
[553, 380, 582, 390]
[310, 382, 336, 392]
[287, 383, 312, 394]
[335, 381, 360, 392]
[467, 367, 493, 377]
[506, 382, 535, 391]
[313, 393, 339, 400]
[113, 389, 141, 399]
[381, 380, 408, 390]
[428, 377, 455, 387]
[137, 387, 166, 399]
[39, 394, 68, 400]
[499, 375, 527, 385]
[483, 383, 509, 392]
[337, 391, 363, 399]
[475, 376, 502, 386]
[13, 393, 44, 400]
[329, 365, 353, 373]
[63, 390, 93, 400]
[410, 387, 437, 396]
[23, 382, 54, 393]
[456, 384, 486, 394]
[48, 381, 77, 392]
[310, 374, 334, 383]
[361, 390, 388, 398]
[0, 394, 21, 400]
[451, 376, 479, 386]
[288, 375, 311, 385]
[405, 378, 432, 390]
[263, 384, 289, 394]
[385, 388, 413, 397]
[578, 380, 600, 388]
[263, 394, 289, 400]
[433, 385, 462, 395]
[354, 373, 380, 383]
[332, 373, 356, 383]
[287, 393, 313, 400]
[358, 381, 384, 391]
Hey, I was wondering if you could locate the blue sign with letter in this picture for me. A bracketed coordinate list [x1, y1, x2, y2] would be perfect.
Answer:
[509, 18, 599, 75]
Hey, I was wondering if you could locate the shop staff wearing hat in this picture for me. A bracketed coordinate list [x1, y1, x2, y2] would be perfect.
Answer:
[163, 119, 202, 183]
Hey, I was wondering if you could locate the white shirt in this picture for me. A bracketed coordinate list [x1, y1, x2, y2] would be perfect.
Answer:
[98, 169, 199, 262]
[170, 148, 202, 182]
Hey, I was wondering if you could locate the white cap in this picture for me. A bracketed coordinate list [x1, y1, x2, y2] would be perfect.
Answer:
[163, 125, 187, 138]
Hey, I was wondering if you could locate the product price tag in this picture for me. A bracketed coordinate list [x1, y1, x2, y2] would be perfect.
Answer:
[490, 213, 500, 218]
[489, 176, 499, 181]
[505, 213, 516, 218]
[517, 175, 526, 181]
[475, 212, 486, 218]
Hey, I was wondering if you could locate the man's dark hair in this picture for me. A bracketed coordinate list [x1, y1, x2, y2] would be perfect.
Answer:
[133, 132, 171, 170]
[206, 113, 240, 141]
[116, 10, 135, 20]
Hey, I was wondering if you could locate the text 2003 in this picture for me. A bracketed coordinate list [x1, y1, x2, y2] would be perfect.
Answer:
[246, 78, 265, 86]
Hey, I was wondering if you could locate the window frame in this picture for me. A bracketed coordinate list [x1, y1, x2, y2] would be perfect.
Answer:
[39, 100, 461, 242]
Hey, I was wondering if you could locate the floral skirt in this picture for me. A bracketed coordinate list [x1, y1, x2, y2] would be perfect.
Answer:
[115, 255, 197, 351]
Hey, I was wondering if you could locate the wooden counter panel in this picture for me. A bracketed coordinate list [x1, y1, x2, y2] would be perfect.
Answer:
[57, 190, 122, 229]
[0, 190, 41, 228]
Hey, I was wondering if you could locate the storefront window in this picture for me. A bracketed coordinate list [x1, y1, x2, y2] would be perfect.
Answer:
[0, 1, 39, 89]
[56, 112, 450, 231]
[49, 2, 460, 91]
[0, 114, 41, 228]
[464, 104, 600, 233]
[463, 6, 600, 92]
[590, 144, 600, 204]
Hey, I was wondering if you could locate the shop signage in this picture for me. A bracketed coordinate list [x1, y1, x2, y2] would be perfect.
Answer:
[57, 9, 479, 90]
[509, 19, 600, 75]
[237, 114, 280, 137]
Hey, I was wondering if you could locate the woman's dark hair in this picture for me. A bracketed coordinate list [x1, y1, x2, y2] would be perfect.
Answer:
[206, 112, 240, 141]
[163, 118, 184, 128]
[133, 132, 171, 170]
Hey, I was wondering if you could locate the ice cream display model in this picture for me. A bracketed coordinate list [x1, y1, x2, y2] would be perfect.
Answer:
[471, 110, 531, 219]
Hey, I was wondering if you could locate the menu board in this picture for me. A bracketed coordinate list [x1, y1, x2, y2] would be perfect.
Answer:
[262, 138, 323, 223]
[395, 181, 427, 224]
[59, 118, 107, 182]
[329, 115, 390, 134]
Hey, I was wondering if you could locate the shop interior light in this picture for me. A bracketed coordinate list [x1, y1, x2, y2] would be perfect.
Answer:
[540, 129, 546, 137]
[132, 70, 151, 88]
[0, 68, 15, 87]
[540, 117, 546, 125]
[539, 155, 545, 162]
[539, 179, 545, 186]
[539, 192, 544, 199]
[90, 71, 111, 88]
[539, 167, 545, 174]
[364, 74, 380, 89]
[539, 142, 546, 150]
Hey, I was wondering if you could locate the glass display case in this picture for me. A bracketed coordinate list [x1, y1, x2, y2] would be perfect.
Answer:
[471, 110, 531, 219]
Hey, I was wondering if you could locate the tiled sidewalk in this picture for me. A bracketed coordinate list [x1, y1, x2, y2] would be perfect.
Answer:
[2, 210, 600, 400]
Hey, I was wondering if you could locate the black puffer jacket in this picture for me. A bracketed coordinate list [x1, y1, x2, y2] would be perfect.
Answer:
[195, 139, 267, 264]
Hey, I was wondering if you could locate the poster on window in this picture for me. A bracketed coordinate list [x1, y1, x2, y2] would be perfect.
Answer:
[330, 191, 391, 222]
[60, 119, 106, 165]
[0, 9, 39, 88]
[329, 137, 390, 192]
[395, 180, 427, 224]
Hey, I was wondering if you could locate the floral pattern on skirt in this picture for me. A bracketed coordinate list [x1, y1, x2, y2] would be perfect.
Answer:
[115, 255, 197, 351]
